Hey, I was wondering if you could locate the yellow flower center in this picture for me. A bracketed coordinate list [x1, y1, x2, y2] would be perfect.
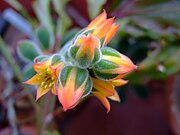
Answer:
[38, 68, 55, 89]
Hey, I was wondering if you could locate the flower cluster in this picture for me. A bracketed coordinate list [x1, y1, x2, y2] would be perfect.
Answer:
[25, 11, 136, 112]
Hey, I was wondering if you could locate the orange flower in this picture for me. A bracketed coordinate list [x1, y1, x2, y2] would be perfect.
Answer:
[24, 55, 64, 100]
[92, 78, 127, 112]
[69, 33, 101, 67]
[86, 10, 120, 46]
[57, 66, 92, 111]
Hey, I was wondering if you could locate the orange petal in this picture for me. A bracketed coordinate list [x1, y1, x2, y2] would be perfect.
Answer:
[103, 23, 120, 46]
[108, 90, 120, 102]
[102, 55, 137, 74]
[36, 86, 50, 101]
[92, 78, 115, 96]
[50, 62, 64, 77]
[76, 34, 100, 61]
[86, 10, 107, 30]
[112, 79, 128, 87]
[92, 91, 110, 113]
[92, 17, 114, 39]
[24, 73, 40, 85]
[33, 60, 51, 72]
[57, 69, 85, 111]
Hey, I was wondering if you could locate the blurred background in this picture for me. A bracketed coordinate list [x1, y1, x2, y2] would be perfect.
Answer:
[0, 0, 180, 135]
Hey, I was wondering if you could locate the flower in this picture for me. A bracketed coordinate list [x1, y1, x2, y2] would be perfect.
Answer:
[86, 10, 120, 46]
[93, 47, 137, 80]
[24, 55, 64, 100]
[57, 66, 92, 111]
[23, 10, 137, 113]
[92, 78, 128, 112]
[69, 33, 101, 68]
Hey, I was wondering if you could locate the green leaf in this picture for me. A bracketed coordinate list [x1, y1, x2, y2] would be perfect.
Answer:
[23, 64, 36, 80]
[36, 26, 54, 50]
[87, 0, 107, 19]
[61, 28, 80, 45]
[18, 40, 42, 62]
[33, 0, 54, 32]
[52, 0, 72, 37]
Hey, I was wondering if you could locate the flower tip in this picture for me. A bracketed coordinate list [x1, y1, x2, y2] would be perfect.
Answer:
[62, 107, 68, 112]
[106, 108, 110, 113]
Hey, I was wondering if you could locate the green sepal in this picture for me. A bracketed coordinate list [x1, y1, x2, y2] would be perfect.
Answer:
[82, 77, 93, 97]
[59, 66, 73, 87]
[68, 45, 91, 68]
[50, 54, 63, 66]
[92, 47, 121, 80]
[68, 45, 102, 68]
[93, 59, 118, 71]
[59, 66, 89, 89]
[34, 55, 49, 63]
[91, 48, 102, 66]
[93, 70, 119, 80]
[101, 47, 120, 57]
[18, 40, 42, 62]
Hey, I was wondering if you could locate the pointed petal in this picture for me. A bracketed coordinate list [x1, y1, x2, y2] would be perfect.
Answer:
[57, 69, 85, 111]
[33, 60, 51, 72]
[24, 73, 40, 85]
[108, 90, 120, 102]
[76, 34, 100, 61]
[102, 55, 137, 74]
[36, 86, 50, 101]
[92, 78, 115, 96]
[86, 10, 107, 30]
[93, 91, 110, 113]
[103, 23, 120, 46]
[112, 79, 128, 87]
[50, 62, 64, 77]
[92, 17, 114, 39]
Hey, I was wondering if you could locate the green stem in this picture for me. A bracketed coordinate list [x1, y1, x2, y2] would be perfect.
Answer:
[0, 36, 38, 110]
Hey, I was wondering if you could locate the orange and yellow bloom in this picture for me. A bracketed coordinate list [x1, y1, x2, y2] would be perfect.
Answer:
[86, 10, 120, 46]
[92, 78, 128, 112]
[23, 10, 137, 112]
[57, 66, 92, 111]
[24, 55, 64, 100]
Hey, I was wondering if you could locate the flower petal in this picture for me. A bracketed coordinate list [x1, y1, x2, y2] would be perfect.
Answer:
[36, 86, 50, 101]
[108, 90, 120, 102]
[57, 68, 86, 111]
[92, 17, 114, 39]
[103, 23, 120, 46]
[92, 91, 110, 113]
[112, 79, 128, 87]
[33, 60, 51, 72]
[24, 73, 40, 85]
[86, 10, 107, 30]
[92, 78, 115, 96]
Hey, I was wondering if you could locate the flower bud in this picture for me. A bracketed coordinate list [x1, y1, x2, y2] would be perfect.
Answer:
[93, 47, 137, 80]
[57, 66, 92, 111]
[68, 34, 101, 68]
